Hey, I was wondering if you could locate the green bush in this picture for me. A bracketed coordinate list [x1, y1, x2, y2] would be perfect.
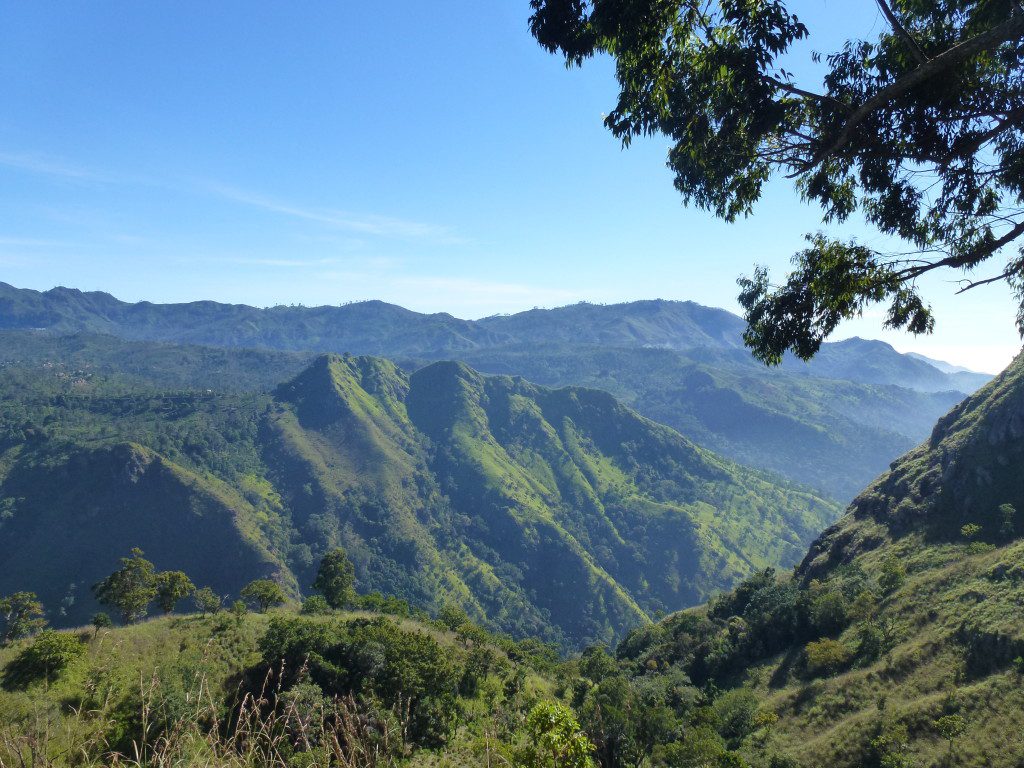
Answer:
[2, 630, 86, 689]
[804, 639, 853, 676]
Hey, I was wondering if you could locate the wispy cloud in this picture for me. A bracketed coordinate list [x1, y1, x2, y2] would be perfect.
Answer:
[206, 184, 466, 244]
[0, 236, 75, 247]
[0, 151, 123, 183]
[222, 256, 348, 268]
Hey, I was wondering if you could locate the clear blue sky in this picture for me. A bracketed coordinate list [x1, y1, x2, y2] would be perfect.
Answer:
[0, 1, 1019, 372]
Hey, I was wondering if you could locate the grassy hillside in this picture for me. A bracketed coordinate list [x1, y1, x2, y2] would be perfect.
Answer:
[0, 353, 837, 647]
[0, 606, 568, 767]
[605, 351, 1024, 767]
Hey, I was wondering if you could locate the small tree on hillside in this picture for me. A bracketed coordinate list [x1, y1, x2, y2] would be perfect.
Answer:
[92, 548, 158, 624]
[960, 523, 982, 540]
[935, 714, 967, 755]
[194, 587, 222, 616]
[4, 630, 86, 689]
[878, 558, 906, 595]
[91, 612, 112, 632]
[240, 579, 286, 613]
[155, 571, 195, 614]
[517, 701, 596, 768]
[998, 503, 1017, 540]
[313, 547, 355, 609]
[0, 591, 47, 642]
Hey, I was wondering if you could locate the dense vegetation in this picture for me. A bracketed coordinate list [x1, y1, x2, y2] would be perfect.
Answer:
[604, 351, 1024, 766]
[445, 342, 965, 500]
[0, 350, 836, 647]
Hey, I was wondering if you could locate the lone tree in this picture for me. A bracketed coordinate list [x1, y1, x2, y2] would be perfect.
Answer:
[313, 547, 355, 609]
[530, 0, 1024, 362]
[92, 548, 158, 624]
[934, 714, 967, 754]
[194, 587, 222, 615]
[155, 571, 195, 614]
[0, 591, 47, 642]
[240, 579, 286, 613]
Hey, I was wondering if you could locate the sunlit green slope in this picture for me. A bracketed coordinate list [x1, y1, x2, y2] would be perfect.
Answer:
[0, 354, 837, 647]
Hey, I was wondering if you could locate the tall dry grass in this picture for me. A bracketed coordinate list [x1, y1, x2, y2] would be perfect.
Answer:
[0, 659, 409, 768]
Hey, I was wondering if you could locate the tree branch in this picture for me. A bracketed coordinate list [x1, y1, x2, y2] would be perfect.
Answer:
[875, 0, 928, 65]
[814, 14, 1024, 164]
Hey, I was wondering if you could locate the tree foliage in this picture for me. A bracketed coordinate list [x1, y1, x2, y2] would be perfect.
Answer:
[517, 701, 597, 768]
[2, 630, 85, 689]
[312, 547, 355, 609]
[91, 548, 158, 624]
[0, 591, 46, 642]
[193, 587, 222, 615]
[155, 571, 195, 614]
[530, 0, 1024, 361]
[240, 579, 286, 613]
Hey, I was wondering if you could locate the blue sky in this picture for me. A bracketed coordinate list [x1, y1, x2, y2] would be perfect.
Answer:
[0, 1, 1019, 372]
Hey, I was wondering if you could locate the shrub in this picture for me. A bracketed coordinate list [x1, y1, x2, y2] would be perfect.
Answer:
[300, 595, 331, 615]
[258, 616, 465, 747]
[516, 701, 596, 768]
[810, 591, 849, 636]
[194, 587, 222, 615]
[2, 630, 86, 689]
[878, 559, 906, 595]
[804, 639, 853, 676]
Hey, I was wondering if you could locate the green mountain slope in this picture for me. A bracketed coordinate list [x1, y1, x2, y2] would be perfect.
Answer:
[0, 354, 838, 647]
[612, 350, 1024, 767]
[446, 342, 964, 500]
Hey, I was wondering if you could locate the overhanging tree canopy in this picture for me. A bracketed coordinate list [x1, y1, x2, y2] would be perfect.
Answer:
[530, 0, 1024, 363]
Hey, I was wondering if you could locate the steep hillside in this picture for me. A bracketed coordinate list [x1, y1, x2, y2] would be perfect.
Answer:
[0, 354, 837, 646]
[448, 343, 963, 500]
[0, 607, 568, 768]
[783, 336, 993, 394]
[612, 351, 1024, 767]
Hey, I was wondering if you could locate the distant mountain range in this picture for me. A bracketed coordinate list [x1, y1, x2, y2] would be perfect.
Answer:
[0, 283, 997, 501]
[0, 352, 837, 646]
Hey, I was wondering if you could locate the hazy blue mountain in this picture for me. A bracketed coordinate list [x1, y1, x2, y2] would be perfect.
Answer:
[0, 283, 990, 395]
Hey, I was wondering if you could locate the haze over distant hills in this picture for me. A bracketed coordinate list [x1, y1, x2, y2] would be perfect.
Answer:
[0, 282, 994, 501]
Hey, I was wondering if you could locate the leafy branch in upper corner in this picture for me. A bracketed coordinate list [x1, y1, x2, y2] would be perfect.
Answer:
[530, 0, 1024, 362]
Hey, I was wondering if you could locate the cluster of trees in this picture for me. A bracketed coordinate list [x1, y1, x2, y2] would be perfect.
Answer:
[0, 545, 360, 644]
[616, 562, 908, 690]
